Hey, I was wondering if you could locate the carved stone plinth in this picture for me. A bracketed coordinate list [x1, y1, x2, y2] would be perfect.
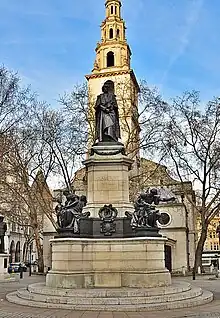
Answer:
[55, 217, 161, 239]
[83, 142, 134, 218]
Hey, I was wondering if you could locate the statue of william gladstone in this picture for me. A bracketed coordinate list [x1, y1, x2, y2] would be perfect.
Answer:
[95, 80, 121, 142]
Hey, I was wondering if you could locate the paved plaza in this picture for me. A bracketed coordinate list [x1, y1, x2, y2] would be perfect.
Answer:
[1, 273, 220, 317]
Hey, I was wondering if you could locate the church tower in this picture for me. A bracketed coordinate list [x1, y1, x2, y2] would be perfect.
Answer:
[86, 0, 140, 163]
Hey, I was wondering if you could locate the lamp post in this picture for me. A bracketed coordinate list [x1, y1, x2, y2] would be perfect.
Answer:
[215, 223, 220, 277]
[29, 243, 32, 277]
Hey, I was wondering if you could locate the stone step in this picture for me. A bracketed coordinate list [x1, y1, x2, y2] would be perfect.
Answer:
[27, 281, 191, 298]
[16, 286, 202, 305]
[6, 287, 213, 312]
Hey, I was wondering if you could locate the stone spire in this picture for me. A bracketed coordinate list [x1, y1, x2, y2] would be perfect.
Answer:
[92, 0, 131, 73]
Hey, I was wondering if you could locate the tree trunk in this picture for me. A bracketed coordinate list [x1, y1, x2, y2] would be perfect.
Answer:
[34, 228, 44, 273]
[194, 223, 208, 273]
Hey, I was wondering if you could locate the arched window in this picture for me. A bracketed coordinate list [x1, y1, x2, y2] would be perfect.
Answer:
[117, 29, 120, 38]
[109, 28, 113, 39]
[9, 240, 15, 263]
[15, 241, 20, 262]
[107, 51, 115, 67]
[111, 6, 114, 14]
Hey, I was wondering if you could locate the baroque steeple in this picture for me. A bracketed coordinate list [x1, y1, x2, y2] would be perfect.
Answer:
[92, 0, 131, 73]
[86, 0, 140, 163]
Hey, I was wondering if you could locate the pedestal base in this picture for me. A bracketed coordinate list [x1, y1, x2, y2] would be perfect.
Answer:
[83, 143, 133, 218]
[55, 217, 161, 238]
[46, 237, 171, 289]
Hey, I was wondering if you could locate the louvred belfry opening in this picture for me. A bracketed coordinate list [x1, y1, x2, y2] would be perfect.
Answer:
[107, 51, 115, 67]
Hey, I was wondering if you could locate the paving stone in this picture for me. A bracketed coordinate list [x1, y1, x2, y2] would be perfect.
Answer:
[80, 312, 100, 318]
[112, 313, 128, 318]
[98, 313, 114, 318]
[1, 273, 220, 318]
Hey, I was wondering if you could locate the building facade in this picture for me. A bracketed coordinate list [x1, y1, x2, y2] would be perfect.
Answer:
[4, 220, 37, 265]
[196, 215, 220, 269]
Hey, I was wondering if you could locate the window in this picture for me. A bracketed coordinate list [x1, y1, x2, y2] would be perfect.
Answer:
[111, 6, 114, 14]
[12, 222, 16, 232]
[210, 232, 212, 238]
[213, 232, 216, 238]
[107, 51, 115, 67]
[158, 212, 171, 227]
[109, 28, 113, 39]
[214, 243, 217, 250]
[210, 243, 213, 250]
[115, 6, 117, 14]
[117, 29, 120, 38]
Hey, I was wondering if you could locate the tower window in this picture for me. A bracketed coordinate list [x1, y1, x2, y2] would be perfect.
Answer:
[115, 6, 117, 15]
[109, 28, 113, 39]
[111, 6, 114, 14]
[107, 51, 115, 67]
[117, 29, 120, 38]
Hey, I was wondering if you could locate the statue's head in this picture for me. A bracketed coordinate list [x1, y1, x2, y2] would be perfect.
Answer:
[80, 195, 87, 204]
[102, 80, 114, 93]
[150, 188, 158, 196]
[102, 82, 109, 93]
[140, 193, 146, 200]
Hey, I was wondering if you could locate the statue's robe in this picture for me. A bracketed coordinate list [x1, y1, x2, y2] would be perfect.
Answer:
[95, 92, 121, 142]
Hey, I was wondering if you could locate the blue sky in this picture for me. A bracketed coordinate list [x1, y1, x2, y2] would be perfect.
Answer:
[0, 0, 219, 105]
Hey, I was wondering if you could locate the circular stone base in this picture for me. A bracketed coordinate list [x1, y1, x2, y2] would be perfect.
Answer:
[46, 269, 171, 289]
[6, 281, 213, 311]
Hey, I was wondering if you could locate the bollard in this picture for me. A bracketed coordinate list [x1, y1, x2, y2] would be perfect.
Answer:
[20, 269, 23, 279]
[182, 266, 186, 276]
[192, 268, 195, 280]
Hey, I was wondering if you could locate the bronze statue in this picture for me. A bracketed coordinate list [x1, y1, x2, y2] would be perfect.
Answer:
[129, 188, 175, 229]
[142, 188, 176, 205]
[0, 215, 7, 253]
[95, 80, 121, 142]
[55, 191, 89, 234]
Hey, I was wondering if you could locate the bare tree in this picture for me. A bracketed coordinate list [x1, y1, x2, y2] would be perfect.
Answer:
[59, 80, 169, 200]
[0, 67, 87, 271]
[0, 133, 55, 272]
[161, 91, 220, 272]
[60, 80, 167, 157]
[0, 66, 35, 135]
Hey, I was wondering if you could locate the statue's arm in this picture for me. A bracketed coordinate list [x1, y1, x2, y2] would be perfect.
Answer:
[95, 95, 101, 109]
[160, 197, 176, 203]
[95, 95, 107, 112]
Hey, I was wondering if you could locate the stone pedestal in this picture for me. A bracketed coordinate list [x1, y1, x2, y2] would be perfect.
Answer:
[0, 253, 10, 279]
[46, 237, 171, 289]
[83, 142, 134, 217]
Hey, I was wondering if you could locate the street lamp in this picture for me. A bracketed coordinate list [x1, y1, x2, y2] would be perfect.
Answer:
[29, 243, 32, 276]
